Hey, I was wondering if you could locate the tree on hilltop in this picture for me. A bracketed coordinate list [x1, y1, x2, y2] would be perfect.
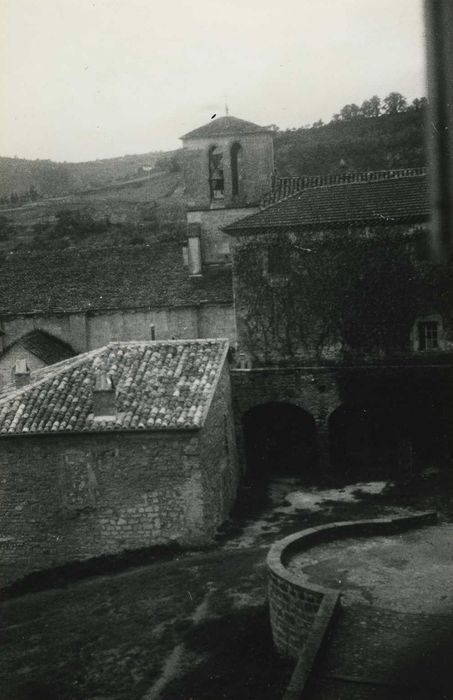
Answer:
[383, 92, 408, 115]
[361, 95, 381, 118]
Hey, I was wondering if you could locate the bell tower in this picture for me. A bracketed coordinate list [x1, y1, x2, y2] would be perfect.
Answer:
[181, 115, 274, 271]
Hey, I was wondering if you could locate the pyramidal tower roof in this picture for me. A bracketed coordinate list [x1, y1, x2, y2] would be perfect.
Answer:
[181, 115, 273, 140]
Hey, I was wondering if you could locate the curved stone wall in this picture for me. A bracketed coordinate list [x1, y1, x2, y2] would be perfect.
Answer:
[267, 511, 437, 698]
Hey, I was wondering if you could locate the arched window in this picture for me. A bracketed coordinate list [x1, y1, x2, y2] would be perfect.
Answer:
[230, 142, 242, 196]
[208, 145, 224, 201]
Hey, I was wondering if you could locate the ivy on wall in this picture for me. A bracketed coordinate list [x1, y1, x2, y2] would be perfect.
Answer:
[233, 227, 452, 365]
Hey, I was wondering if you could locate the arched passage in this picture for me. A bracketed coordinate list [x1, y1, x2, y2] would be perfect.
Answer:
[242, 402, 317, 480]
[329, 404, 401, 481]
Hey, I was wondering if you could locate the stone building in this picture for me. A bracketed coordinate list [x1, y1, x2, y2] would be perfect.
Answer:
[0, 242, 234, 388]
[0, 338, 238, 586]
[10, 115, 426, 386]
[2, 114, 453, 588]
[181, 115, 274, 270]
[224, 169, 453, 482]
[0, 114, 275, 384]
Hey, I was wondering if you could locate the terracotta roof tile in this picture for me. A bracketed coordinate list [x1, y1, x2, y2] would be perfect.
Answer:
[0, 339, 229, 435]
[225, 173, 429, 233]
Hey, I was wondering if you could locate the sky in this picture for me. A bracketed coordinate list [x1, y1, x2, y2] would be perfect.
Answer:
[0, 0, 426, 162]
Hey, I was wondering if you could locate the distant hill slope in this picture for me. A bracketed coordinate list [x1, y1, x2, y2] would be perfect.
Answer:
[0, 171, 185, 251]
[0, 105, 426, 251]
[274, 110, 426, 176]
[0, 150, 180, 200]
[0, 107, 425, 201]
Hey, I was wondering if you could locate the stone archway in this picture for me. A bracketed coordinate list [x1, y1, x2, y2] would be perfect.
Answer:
[242, 401, 317, 480]
[329, 404, 401, 481]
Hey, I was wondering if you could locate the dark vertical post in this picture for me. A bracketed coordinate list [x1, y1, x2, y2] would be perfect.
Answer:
[424, 0, 453, 262]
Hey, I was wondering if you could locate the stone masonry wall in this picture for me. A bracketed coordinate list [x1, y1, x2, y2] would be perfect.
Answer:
[1, 312, 88, 354]
[199, 362, 240, 534]
[187, 208, 259, 264]
[0, 304, 236, 381]
[268, 514, 436, 663]
[268, 568, 325, 660]
[0, 430, 207, 587]
[183, 132, 274, 210]
[231, 367, 340, 472]
[230, 226, 453, 367]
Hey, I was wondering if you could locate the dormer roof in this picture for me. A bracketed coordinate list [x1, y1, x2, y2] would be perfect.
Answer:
[5, 330, 76, 365]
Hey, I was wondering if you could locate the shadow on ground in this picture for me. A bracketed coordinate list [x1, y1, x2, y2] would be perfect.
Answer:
[160, 605, 293, 700]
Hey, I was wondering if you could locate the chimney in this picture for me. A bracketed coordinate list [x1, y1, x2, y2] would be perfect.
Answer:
[150, 324, 156, 340]
[14, 358, 30, 388]
[187, 223, 202, 276]
[0, 322, 4, 355]
[93, 372, 116, 418]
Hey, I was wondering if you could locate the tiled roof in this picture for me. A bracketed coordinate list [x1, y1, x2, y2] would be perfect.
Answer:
[0, 242, 233, 315]
[0, 339, 229, 435]
[7, 330, 76, 365]
[260, 168, 427, 208]
[181, 115, 272, 140]
[225, 173, 429, 233]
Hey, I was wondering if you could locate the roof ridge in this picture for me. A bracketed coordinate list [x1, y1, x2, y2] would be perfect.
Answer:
[105, 338, 229, 348]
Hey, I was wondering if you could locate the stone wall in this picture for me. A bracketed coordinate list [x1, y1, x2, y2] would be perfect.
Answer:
[231, 367, 340, 473]
[267, 513, 437, 696]
[183, 132, 274, 210]
[1, 313, 88, 354]
[0, 304, 235, 376]
[231, 364, 453, 475]
[230, 227, 453, 366]
[199, 362, 240, 532]
[0, 429, 216, 587]
[187, 207, 259, 263]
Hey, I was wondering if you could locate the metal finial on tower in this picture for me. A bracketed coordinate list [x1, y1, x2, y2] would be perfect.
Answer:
[224, 95, 229, 117]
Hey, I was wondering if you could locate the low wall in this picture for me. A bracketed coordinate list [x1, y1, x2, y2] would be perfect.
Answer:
[267, 511, 437, 699]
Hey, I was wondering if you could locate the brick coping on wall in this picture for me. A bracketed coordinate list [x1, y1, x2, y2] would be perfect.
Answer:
[267, 511, 438, 700]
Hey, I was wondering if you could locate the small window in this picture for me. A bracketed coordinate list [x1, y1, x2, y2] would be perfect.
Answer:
[418, 321, 439, 350]
[267, 243, 291, 275]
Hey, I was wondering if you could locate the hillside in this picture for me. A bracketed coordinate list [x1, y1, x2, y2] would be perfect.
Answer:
[274, 109, 426, 176]
[0, 171, 185, 252]
[0, 150, 180, 201]
[0, 98, 426, 252]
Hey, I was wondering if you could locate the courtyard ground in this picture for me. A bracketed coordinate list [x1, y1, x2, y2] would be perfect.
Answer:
[1, 469, 453, 700]
[293, 523, 453, 699]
